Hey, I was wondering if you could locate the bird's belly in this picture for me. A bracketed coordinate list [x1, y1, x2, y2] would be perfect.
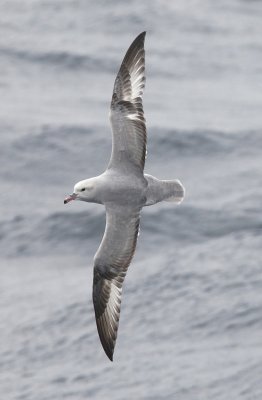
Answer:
[98, 175, 147, 206]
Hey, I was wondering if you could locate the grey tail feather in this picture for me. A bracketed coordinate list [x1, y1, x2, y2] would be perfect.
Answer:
[164, 179, 185, 204]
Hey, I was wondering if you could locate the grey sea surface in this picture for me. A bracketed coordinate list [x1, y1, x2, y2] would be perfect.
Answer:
[1, 1, 262, 399]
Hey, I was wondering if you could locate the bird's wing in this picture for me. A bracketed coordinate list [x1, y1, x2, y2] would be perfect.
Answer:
[93, 206, 140, 361]
[108, 31, 147, 174]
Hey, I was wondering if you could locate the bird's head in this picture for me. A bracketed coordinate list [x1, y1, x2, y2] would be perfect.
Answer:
[64, 179, 95, 204]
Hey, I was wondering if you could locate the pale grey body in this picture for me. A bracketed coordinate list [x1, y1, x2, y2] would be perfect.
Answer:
[64, 32, 184, 361]
[74, 171, 184, 207]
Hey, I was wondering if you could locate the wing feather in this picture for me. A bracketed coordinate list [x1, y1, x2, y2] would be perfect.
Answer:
[108, 32, 147, 173]
[92, 206, 140, 361]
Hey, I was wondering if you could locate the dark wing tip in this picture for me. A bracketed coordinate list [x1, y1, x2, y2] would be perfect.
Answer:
[138, 30, 146, 38]
[134, 31, 146, 45]
[93, 274, 118, 362]
[96, 318, 115, 362]
[106, 348, 114, 362]
[125, 32, 146, 57]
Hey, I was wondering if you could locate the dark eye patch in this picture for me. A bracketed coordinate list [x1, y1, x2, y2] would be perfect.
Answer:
[81, 188, 86, 192]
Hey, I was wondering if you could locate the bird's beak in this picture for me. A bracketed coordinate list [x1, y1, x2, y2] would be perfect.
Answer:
[64, 193, 77, 204]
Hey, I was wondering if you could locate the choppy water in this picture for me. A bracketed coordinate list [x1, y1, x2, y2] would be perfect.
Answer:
[1, 1, 262, 399]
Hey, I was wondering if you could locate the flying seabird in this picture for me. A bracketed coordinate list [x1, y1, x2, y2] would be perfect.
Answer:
[64, 32, 185, 361]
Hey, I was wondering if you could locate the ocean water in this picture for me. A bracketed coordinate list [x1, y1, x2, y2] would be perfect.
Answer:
[1, 0, 262, 399]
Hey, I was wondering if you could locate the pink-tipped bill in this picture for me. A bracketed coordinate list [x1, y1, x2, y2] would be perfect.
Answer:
[64, 193, 77, 204]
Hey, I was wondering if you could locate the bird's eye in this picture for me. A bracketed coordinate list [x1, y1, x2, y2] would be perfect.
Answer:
[81, 188, 86, 192]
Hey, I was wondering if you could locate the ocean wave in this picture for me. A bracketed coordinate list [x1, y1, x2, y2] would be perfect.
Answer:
[0, 210, 105, 257]
[1, 205, 261, 257]
[0, 124, 109, 182]
[3, 125, 261, 168]
[142, 205, 262, 241]
[187, 300, 262, 340]
[11, 124, 95, 154]
[0, 46, 115, 73]
[148, 128, 262, 158]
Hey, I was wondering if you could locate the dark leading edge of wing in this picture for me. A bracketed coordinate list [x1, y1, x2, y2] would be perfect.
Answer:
[108, 32, 147, 173]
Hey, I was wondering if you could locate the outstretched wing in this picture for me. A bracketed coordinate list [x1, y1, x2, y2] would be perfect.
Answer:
[93, 206, 140, 361]
[108, 31, 147, 174]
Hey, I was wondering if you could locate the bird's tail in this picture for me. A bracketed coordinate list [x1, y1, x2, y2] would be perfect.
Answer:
[163, 179, 185, 204]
